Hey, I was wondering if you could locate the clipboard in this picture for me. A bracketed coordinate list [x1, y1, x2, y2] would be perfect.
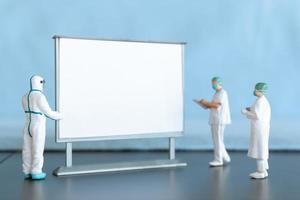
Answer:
[193, 99, 206, 109]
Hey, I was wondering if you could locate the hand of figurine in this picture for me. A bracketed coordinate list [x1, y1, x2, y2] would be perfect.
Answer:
[241, 108, 248, 115]
[199, 99, 209, 109]
[58, 113, 64, 120]
[200, 99, 207, 104]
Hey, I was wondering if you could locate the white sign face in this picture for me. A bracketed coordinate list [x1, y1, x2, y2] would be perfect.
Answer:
[56, 37, 184, 141]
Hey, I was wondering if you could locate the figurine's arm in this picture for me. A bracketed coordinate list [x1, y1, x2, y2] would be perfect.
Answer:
[37, 94, 63, 120]
[241, 107, 258, 120]
[22, 95, 26, 111]
[200, 99, 221, 109]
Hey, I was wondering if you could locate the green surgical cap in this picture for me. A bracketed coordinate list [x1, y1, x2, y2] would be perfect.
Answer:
[211, 76, 222, 85]
[255, 82, 268, 94]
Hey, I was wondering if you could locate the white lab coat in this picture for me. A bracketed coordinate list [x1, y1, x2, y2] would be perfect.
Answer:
[209, 89, 231, 125]
[244, 95, 271, 160]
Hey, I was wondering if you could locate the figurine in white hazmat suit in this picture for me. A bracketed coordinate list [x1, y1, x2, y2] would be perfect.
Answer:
[242, 82, 271, 179]
[22, 75, 63, 180]
[195, 77, 231, 167]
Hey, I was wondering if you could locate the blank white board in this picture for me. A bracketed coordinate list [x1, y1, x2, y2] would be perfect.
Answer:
[55, 36, 184, 142]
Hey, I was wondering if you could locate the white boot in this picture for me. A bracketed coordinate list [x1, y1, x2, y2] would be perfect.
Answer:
[264, 160, 269, 170]
[249, 171, 268, 179]
[209, 160, 223, 167]
[223, 152, 231, 163]
[250, 159, 268, 179]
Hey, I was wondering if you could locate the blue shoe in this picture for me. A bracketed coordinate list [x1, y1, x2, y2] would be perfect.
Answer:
[31, 172, 46, 180]
[24, 173, 31, 179]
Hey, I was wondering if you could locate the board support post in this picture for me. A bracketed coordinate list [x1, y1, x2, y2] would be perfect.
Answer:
[169, 137, 176, 160]
[66, 143, 72, 167]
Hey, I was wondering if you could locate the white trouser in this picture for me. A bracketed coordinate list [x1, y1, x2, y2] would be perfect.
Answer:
[257, 159, 269, 173]
[210, 125, 229, 162]
[22, 121, 46, 174]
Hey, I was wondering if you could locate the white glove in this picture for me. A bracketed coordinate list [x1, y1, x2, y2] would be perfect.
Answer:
[56, 113, 64, 120]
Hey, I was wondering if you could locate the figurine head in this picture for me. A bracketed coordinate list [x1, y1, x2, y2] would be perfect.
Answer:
[30, 75, 45, 92]
[211, 76, 222, 91]
[253, 82, 268, 97]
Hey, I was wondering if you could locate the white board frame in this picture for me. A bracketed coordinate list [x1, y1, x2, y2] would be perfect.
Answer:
[53, 35, 187, 176]
[54, 35, 186, 143]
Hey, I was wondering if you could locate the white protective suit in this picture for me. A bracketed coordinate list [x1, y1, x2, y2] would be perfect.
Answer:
[209, 89, 231, 163]
[243, 95, 271, 160]
[22, 75, 62, 174]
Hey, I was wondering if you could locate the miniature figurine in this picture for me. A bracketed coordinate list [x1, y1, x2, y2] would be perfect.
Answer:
[22, 75, 63, 180]
[195, 77, 231, 167]
[241, 82, 271, 179]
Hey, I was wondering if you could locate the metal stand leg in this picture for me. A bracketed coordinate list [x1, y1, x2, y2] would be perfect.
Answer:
[169, 137, 175, 160]
[66, 143, 72, 167]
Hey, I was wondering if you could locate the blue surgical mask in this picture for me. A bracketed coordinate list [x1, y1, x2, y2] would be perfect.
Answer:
[212, 84, 218, 90]
[253, 90, 257, 96]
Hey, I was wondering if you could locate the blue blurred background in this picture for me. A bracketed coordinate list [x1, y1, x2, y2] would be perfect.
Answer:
[1, 0, 300, 150]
